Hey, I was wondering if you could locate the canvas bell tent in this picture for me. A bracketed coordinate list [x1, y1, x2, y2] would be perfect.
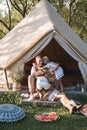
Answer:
[0, 0, 87, 89]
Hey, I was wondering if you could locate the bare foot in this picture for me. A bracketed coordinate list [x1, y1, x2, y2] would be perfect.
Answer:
[69, 106, 76, 114]
[76, 104, 82, 109]
[39, 97, 43, 101]
[43, 97, 47, 101]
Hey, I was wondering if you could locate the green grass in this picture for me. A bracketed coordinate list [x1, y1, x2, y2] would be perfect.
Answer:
[0, 94, 87, 130]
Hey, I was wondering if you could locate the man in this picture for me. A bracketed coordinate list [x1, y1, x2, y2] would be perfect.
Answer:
[28, 55, 44, 101]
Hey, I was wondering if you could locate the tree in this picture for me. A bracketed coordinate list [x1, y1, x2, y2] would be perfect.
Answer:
[9, 0, 40, 17]
[71, 0, 87, 43]
[49, 0, 87, 43]
[0, 0, 12, 33]
[0, 0, 39, 38]
[68, 0, 76, 26]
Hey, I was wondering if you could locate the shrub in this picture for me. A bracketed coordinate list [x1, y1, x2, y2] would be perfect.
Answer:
[0, 91, 23, 105]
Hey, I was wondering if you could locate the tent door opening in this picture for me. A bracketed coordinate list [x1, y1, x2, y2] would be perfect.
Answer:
[24, 38, 84, 88]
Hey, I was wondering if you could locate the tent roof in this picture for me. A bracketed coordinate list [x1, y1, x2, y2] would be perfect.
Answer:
[0, 0, 87, 69]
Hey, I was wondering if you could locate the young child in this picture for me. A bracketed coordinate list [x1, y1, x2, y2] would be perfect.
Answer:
[43, 56, 64, 92]
[36, 67, 53, 100]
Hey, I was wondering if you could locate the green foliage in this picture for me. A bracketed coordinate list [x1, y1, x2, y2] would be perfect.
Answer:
[11, 67, 25, 82]
[70, 0, 87, 43]
[49, 0, 87, 43]
[0, 91, 23, 105]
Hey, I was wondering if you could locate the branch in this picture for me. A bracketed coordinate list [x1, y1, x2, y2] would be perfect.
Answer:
[6, 0, 12, 30]
[0, 0, 12, 31]
[0, 30, 6, 35]
[0, 19, 10, 30]
[9, 0, 23, 17]
[68, 0, 76, 26]
[19, 0, 28, 17]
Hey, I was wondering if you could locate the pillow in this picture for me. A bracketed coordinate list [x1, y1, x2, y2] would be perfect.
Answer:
[80, 104, 87, 116]
[34, 112, 60, 122]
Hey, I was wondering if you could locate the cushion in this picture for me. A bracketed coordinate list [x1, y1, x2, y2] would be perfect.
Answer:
[0, 103, 25, 122]
[34, 112, 60, 122]
[80, 104, 87, 117]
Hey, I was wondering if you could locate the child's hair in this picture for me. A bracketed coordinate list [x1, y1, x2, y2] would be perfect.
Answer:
[32, 62, 37, 67]
[35, 55, 42, 60]
[32, 55, 42, 66]
[43, 67, 51, 77]
[43, 56, 49, 65]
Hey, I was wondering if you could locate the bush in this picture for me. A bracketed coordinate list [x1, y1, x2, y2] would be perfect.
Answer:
[0, 91, 23, 105]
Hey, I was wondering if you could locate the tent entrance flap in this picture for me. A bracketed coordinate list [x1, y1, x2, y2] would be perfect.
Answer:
[9, 32, 53, 72]
[54, 32, 86, 84]
[78, 62, 87, 85]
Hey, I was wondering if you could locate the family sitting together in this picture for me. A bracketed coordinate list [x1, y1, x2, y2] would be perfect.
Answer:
[28, 55, 82, 114]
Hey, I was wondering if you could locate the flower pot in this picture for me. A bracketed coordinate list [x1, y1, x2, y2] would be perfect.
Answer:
[13, 82, 21, 91]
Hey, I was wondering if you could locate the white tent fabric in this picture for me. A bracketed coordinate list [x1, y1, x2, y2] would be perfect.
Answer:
[54, 32, 82, 62]
[9, 32, 54, 72]
[78, 62, 87, 85]
[54, 32, 87, 84]
[0, 0, 87, 84]
[0, 0, 53, 69]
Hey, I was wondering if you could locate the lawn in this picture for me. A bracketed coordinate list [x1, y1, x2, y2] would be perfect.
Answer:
[0, 93, 87, 130]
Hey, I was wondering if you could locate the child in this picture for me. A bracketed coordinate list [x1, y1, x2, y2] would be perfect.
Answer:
[43, 56, 64, 92]
[36, 67, 53, 100]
